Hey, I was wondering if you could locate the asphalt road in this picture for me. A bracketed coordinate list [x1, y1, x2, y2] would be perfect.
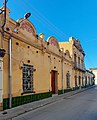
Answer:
[13, 86, 97, 120]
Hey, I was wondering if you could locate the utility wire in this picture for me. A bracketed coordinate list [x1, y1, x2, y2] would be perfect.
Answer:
[13, 0, 69, 41]
[24, 0, 68, 38]
[6, 1, 96, 69]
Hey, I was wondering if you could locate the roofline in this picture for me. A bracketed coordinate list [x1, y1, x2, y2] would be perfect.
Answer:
[89, 68, 97, 70]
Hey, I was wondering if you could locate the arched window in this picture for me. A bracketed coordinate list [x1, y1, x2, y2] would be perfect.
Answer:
[78, 76, 81, 86]
[66, 72, 70, 88]
[88, 77, 90, 85]
[82, 77, 84, 86]
[85, 76, 87, 85]
[75, 75, 77, 87]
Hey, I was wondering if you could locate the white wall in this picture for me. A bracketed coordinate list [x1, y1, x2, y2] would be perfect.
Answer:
[92, 70, 97, 85]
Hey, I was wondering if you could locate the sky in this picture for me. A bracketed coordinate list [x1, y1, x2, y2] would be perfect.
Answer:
[0, 0, 97, 69]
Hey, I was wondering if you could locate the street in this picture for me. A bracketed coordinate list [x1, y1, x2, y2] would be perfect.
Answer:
[13, 86, 97, 120]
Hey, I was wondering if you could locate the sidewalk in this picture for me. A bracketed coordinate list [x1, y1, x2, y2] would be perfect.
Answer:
[0, 86, 95, 120]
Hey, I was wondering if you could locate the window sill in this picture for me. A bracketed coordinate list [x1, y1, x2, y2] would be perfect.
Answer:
[21, 91, 35, 95]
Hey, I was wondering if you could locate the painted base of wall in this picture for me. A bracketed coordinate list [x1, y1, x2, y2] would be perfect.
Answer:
[58, 84, 93, 95]
[0, 103, 3, 110]
[3, 92, 52, 110]
[58, 88, 73, 95]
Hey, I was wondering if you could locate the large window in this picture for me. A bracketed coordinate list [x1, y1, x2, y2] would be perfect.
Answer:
[66, 72, 70, 88]
[22, 64, 34, 93]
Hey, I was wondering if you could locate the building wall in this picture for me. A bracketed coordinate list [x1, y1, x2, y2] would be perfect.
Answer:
[59, 42, 73, 56]
[85, 70, 94, 86]
[63, 61, 73, 88]
[2, 35, 63, 98]
[0, 7, 93, 110]
[59, 37, 86, 88]
[0, 10, 75, 99]
[90, 69, 97, 85]
[93, 70, 97, 85]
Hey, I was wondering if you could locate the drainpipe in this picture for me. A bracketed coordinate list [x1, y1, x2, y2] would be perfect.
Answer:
[0, 0, 8, 110]
[0, 57, 3, 110]
[9, 36, 12, 108]
[61, 48, 64, 94]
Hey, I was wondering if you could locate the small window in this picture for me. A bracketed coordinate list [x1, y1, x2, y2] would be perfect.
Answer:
[22, 64, 34, 93]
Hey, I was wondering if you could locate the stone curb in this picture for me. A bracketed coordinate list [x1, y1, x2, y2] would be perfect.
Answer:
[0, 86, 95, 120]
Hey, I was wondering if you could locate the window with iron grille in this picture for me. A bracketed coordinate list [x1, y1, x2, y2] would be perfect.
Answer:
[22, 64, 34, 93]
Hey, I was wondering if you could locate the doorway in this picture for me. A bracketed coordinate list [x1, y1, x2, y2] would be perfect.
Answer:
[51, 70, 58, 94]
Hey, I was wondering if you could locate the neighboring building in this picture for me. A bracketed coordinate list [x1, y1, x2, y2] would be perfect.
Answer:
[89, 68, 97, 85]
[0, 7, 94, 110]
[59, 37, 86, 88]
[85, 70, 95, 86]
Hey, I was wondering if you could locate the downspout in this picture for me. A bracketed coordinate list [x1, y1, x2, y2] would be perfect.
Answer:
[9, 36, 12, 108]
[0, 57, 3, 110]
[0, 0, 8, 110]
[61, 48, 64, 94]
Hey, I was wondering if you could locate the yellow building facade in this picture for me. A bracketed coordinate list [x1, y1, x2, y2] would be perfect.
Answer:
[0, 7, 93, 110]
[59, 37, 86, 88]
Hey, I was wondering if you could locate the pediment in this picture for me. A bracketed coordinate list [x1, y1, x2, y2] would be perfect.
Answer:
[17, 18, 37, 38]
[47, 36, 60, 49]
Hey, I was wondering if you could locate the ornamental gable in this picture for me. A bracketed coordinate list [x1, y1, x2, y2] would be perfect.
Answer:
[73, 39, 85, 55]
[17, 18, 37, 39]
[47, 36, 60, 49]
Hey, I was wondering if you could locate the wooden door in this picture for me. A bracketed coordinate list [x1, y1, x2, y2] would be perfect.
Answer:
[51, 71, 56, 94]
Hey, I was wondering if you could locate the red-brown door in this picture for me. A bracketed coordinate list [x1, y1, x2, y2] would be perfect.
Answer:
[51, 71, 56, 94]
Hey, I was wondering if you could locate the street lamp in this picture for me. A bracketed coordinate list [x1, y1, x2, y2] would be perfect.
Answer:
[14, 12, 31, 33]
[24, 12, 31, 19]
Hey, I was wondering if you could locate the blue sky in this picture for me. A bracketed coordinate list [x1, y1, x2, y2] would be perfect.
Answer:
[0, 0, 97, 69]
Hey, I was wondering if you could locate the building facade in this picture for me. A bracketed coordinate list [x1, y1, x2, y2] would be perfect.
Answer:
[0, 7, 94, 110]
[89, 68, 97, 85]
[85, 70, 95, 86]
[59, 37, 86, 89]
